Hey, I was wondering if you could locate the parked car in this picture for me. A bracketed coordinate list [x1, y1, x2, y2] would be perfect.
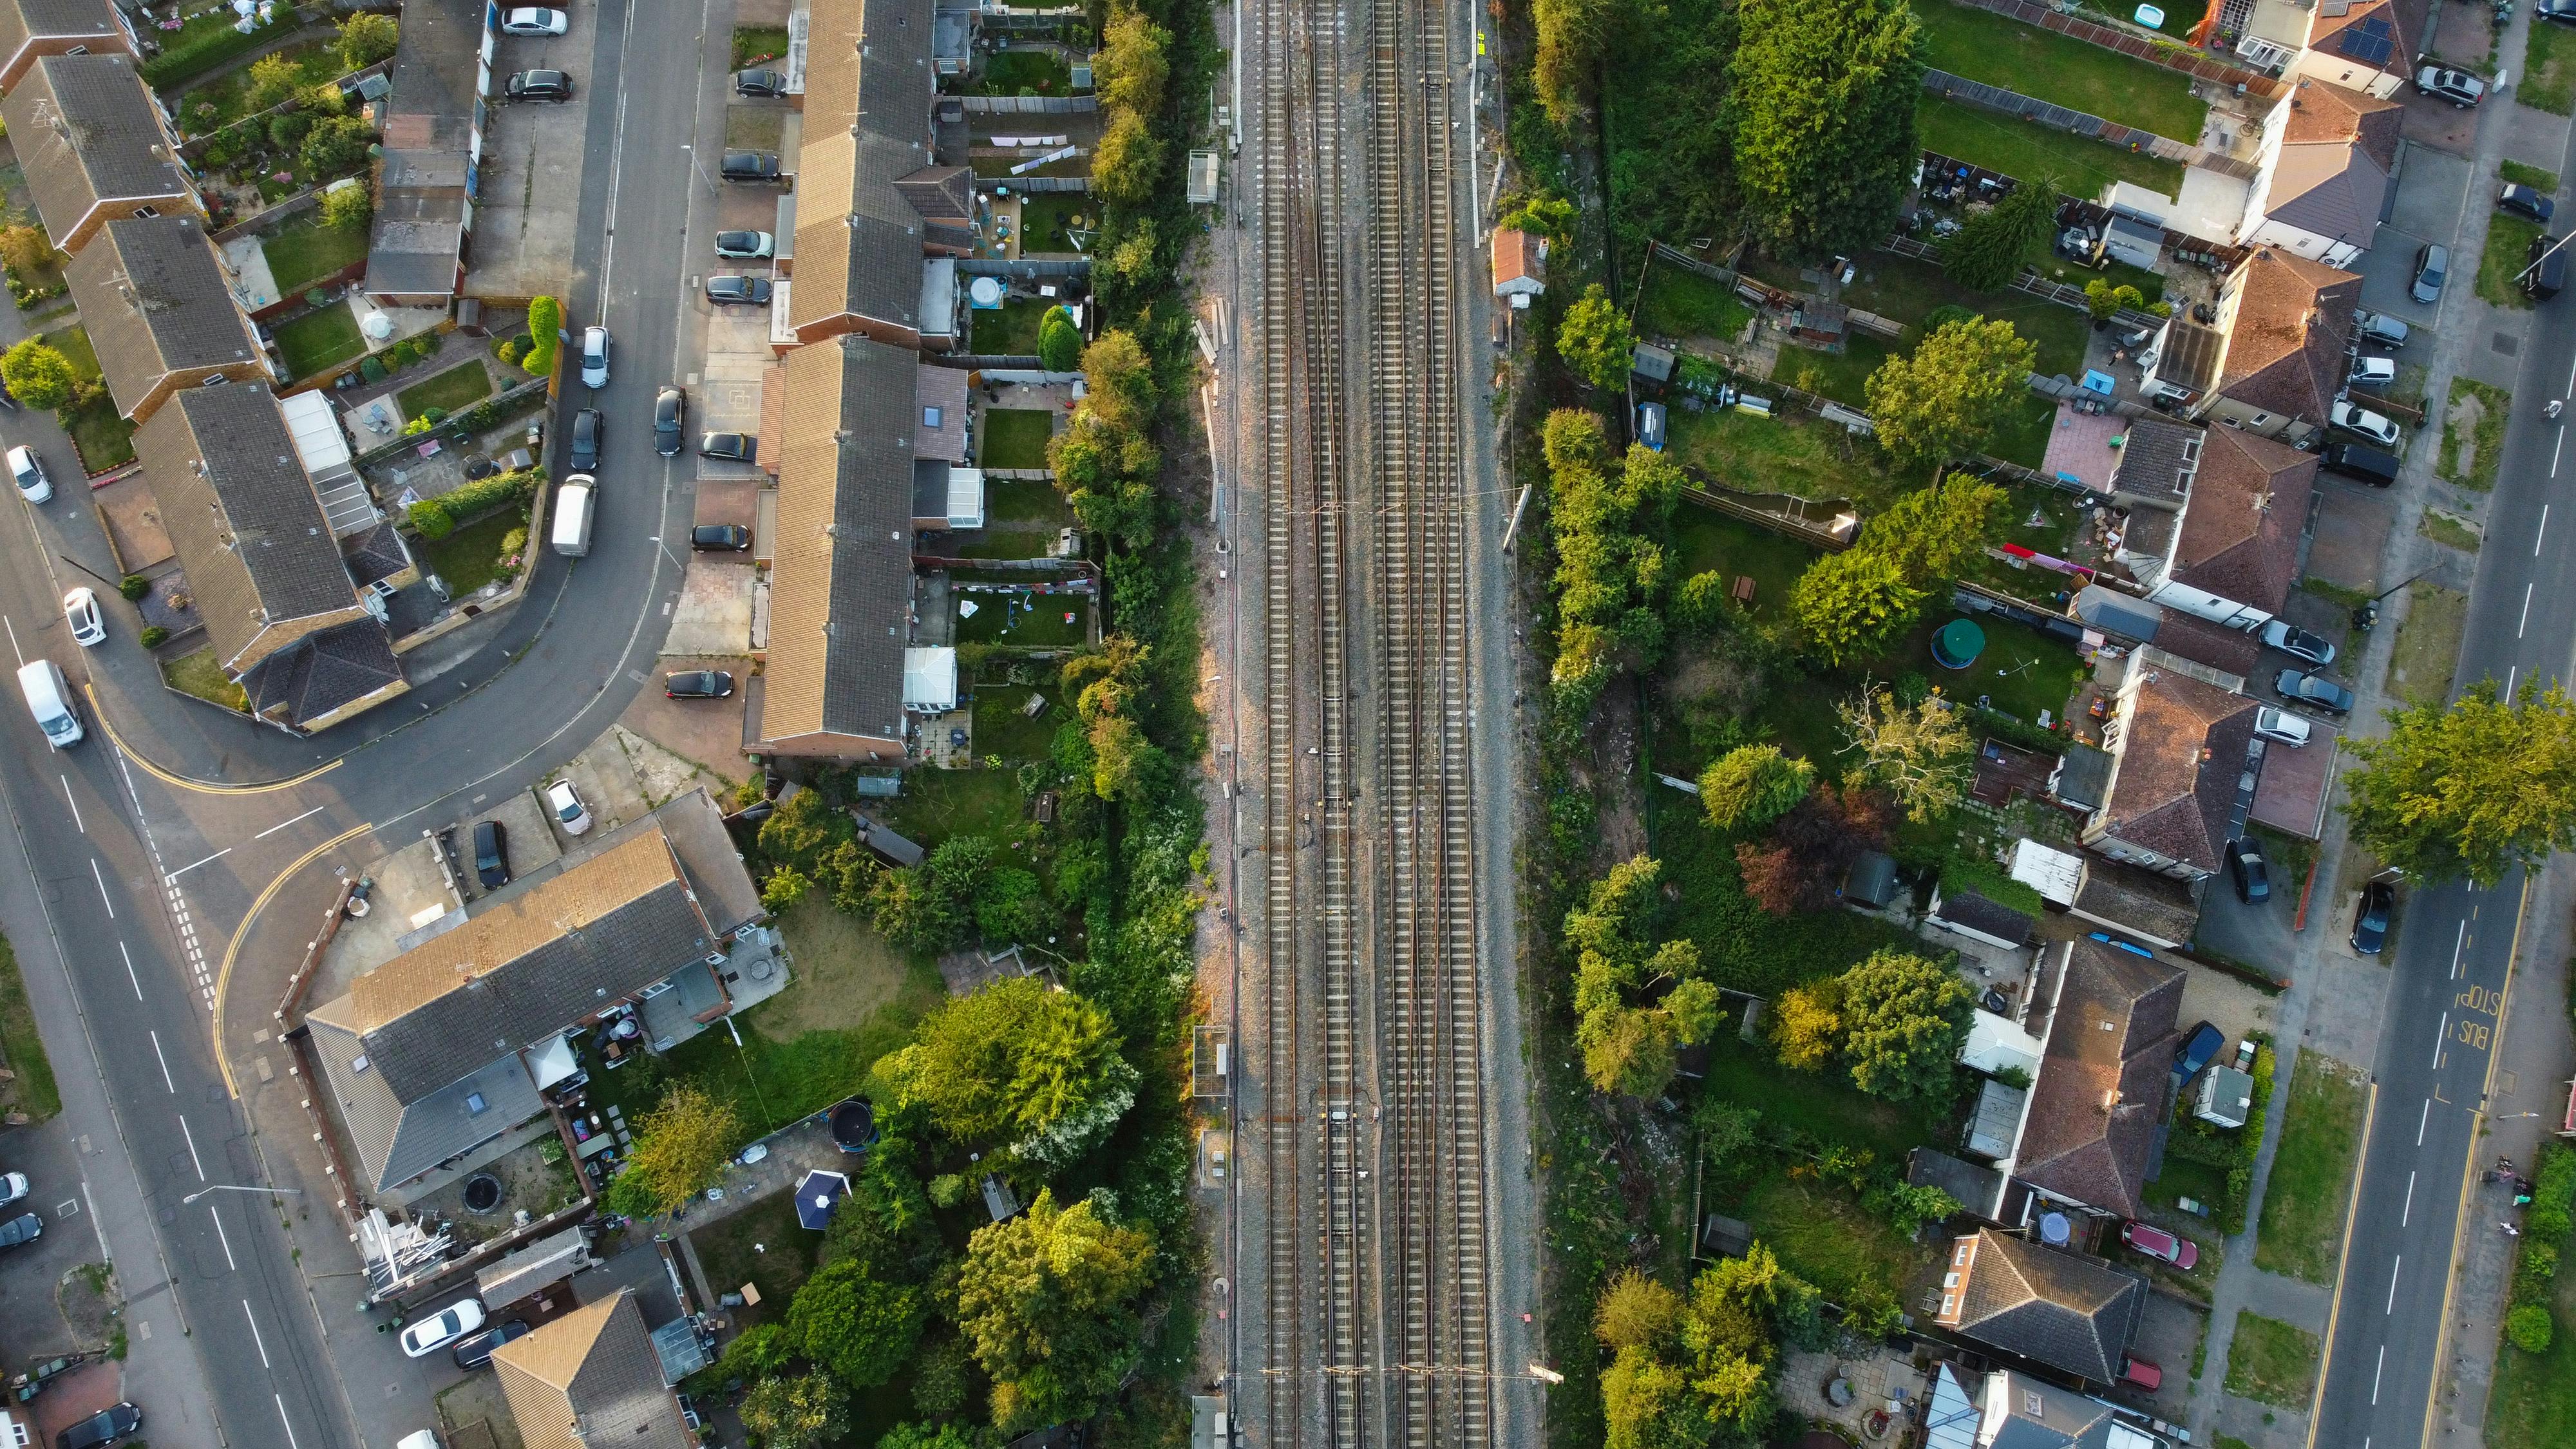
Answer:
[505, 68, 571, 102]
[0, 1211, 41, 1250]
[500, 6, 567, 35]
[2119, 1355, 2164, 1392]
[2121, 1219, 2201, 1269]
[714, 231, 775, 260]
[2415, 66, 2487, 108]
[719, 150, 782, 182]
[2174, 1021, 2225, 1083]
[580, 325, 611, 388]
[2330, 398, 2401, 448]
[2501, 184, 2557, 224]
[2277, 669, 2356, 714]
[690, 523, 751, 551]
[2544, 0, 2576, 24]
[399, 1298, 488, 1358]
[472, 819, 510, 889]
[2353, 880, 2396, 956]
[570, 407, 603, 471]
[2411, 242, 2450, 303]
[54, 1403, 141, 1449]
[543, 779, 591, 837]
[61, 588, 104, 647]
[2225, 836, 2271, 905]
[8, 444, 52, 503]
[2252, 706, 2313, 747]
[653, 386, 685, 457]
[699, 432, 757, 462]
[735, 67, 786, 97]
[0, 1171, 26, 1207]
[2355, 310, 2410, 348]
[706, 274, 773, 305]
[665, 670, 735, 699]
[2528, 233, 2568, 302]
[451, 1319, 532, 1371]
[2260, 619, 2336, 667]
[2346, 354, 2397, 389]
[2320, 441, 2402, 486]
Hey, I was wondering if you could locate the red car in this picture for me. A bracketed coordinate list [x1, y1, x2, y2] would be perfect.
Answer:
[2121, 1220, 2200, 1269]
[2119, 1354, 2163, 1391]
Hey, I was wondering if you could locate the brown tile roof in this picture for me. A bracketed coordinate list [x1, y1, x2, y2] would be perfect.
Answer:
[2306, 0, 2414, 82]
[64, 215, 263, 418]
[1, 52, 191, 250]
[789, 0, 938, 332]
[495, 1291, 693, 1449]
[760, 335, 917, 752]
[2144, 611, 2262, 679]
[2070, 858, 2203, 947]
[2012, 937, 2186, 1219]
[2099, 668, 2259, 873]
[1493, 228, 1541, 286]
[1944, 1228, 2149, 1383]
[2170, 426, 2318, 614]
[2222, 250, 2361, 425]
[2282, 79, 2404, 170]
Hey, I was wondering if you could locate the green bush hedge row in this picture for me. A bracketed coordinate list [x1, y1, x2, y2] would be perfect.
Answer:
[2505, 1141, 2576, 1354]
[405, 465, 542, 540]
[141, 14, 297, 90]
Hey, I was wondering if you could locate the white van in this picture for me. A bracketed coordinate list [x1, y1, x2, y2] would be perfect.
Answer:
[17, 659, 82, 749]
[551, 473, 597, 556]
[396, 1432, 446, 1449]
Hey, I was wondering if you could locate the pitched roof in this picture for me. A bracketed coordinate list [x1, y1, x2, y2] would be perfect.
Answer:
[303, 1011, 544, 1191]
[1977, 1368, 2128, 1449]
[238, 618, 403, 730]
[759, 334, 918, 750]
[65, 215, 262, 416]
[0, 52, 188, 247]
[790, 0, 939, 331]
[494, 1291, 694, 1449]
[364, 0, 480, 296]
[1945, 1227, 2148, 1381]
[0, 0, 125, 66]
[2170, 426, 2318, 614]
[2221, 250, 2362, 424]
[1493, 227, 1542, 285]
[135, 384, 365, 675]
[1933, 890, 2035, 945]
[2096, 668, 2259, 873]
[309, 829, 717, 1101]
[651, 788, 766, 938]
[2013, 937, 2185, 1218]
[2259, 84, 2400, 251]
[2307, 0, 2414, 82]
[2070, 858, 2202, 947]
[2143, 611, 2261, 679]
[914, 363, 970, 462]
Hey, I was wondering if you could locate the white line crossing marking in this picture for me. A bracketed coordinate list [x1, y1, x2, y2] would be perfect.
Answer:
[211, 1209, 236, 1271]
[61, 775, 82, 833]
[90, 858, 113, 916]
[179, 1114, 204, 1181]
[151, 1030, 173, 1093]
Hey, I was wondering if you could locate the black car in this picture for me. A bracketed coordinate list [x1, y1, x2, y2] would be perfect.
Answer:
[0, 1210, 39, 1249]
[2225, 836, 2271, 905]
[691, 522, 751, 550]
[451, 1318, 533, 1370]
[700, 431, 757, 462]
[2277, 668, 2356, 714]
[2352, 880, 2395, 956]
[720, 149, 782, 182]
[705, 274, 773, 305]
[55, 1403, 141, 1449]
[570, 407, 602, 470]
[665, 670, 735, 699]
[2501, 184, 2557, 224]
[654, 387, 686, 457]
[473, 819, 510, 889]
[505, 68, 572, 102]
[735, 67, 786, 97]
[2174, 1021, 2226, 1083]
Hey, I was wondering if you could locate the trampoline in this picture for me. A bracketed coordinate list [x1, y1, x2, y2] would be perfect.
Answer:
[1932, 618, 1987, 670]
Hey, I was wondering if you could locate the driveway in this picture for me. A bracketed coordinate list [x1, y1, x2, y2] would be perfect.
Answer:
[2358, 147, 2475, 327]
[470, 1, 600, 298]
[2193, 871, 2298, 981]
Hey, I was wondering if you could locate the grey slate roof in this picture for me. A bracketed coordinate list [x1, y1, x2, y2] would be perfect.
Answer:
[1946, 1228, 2148, 1382]
[1935, 889, 2036, 945]
[815, 337, 918, 740]
[651, 788, 765, 938]
[1, 52, 187, 248]
[237, 618, 403, 730]
[66, 216, 261, 416]
[342, 520, 413, 589]
[1978, 1369, 2127, 1449]
[304, 1012, 544, 1191]
[363, 0, 480, 296]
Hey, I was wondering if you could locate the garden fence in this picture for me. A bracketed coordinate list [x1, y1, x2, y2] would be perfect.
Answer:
[989, 175, 1092, 193]
[960, 256, 1093, 279]
[1942, 0, 2286, 98]
[1677, 482, 1859, 551]
[1878, 232, 2165, 332]
[1920, 68, 2260, 180]
[961, 94, 1099, 113]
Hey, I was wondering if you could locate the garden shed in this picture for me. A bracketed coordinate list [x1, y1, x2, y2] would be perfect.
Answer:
[1839, 850, 1899, 909]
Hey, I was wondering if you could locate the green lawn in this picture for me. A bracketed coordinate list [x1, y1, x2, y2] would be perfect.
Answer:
[731, 24, 790, 68]
[2524, 20, 2576, 116]
[162, 647, 249, 712]
[42, 325, 135, 471]
[1984, 392, 2061, 469]
[2479, 214, 2548, 309]
[274, 305, 366, 379]
[260, 215, 372, 297]
[1016, 193, 1091, 255]
[2489, 1231, 2576, 1448]
[974, 47, 1074, 95]
[1730, 1172, 1931, 1309]
[979, 408, 1058, 469]
[876, 766, 1030, 848]
[1772, 333, 1896, 411]
[955, 588, 1088, 647]
[974, 682, 1070, 764]
[1638, 263, 1753, 343]
[1917, 611, 2088, 722]
[0, 932, 61, 1122]
[1915, 0, 2210, 139]
[395, 360, 493, 421]
[2147, 1155, 2232, 1218]
[139, 11, 299, 91]
[1917, 94, 2187, 196]
[2253, 1050, 2366, 1284]
[1694, 1032, 1947, 1164]
[1837, 251, 2094, 377]
[971, 298, 1056, 355]
[2224, 1312, 2322, 1410]
[1665, 404, 1894, 510]
[685, 1194, 813, 1330]
[1670, 506, 1820, 622]
[417, 507, 526, 598]
[2439, 377, 2512, 491]
[175, 37, 344, 133]
[988, 475, 1072, 527]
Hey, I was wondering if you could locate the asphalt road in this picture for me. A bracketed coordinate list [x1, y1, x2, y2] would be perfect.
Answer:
[0, 0, 729, 1440]
[2309, 129, 2576, 1449]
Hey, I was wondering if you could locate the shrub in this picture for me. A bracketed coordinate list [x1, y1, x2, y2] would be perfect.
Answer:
[431, 466, 543, 525]
[495, 337, 524, 365]
[1038, 307, 1083, 370]
[359, 355, 387, 383]
[407, 499, 455, 539]
[337, 12, 401, 71]
[300, 115, 375, 178]
[2507, 1303, 2554, 1353]
[1, 339, 75, 410]
[138, 625, 170, 649]
[118, 574, 151, 602]
[500, 527, 529, 555]
[522, 296, 563, 374]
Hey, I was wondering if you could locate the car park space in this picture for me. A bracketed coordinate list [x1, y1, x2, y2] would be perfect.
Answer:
[0, 1122, 102, 1368]
[472, 1, 601, 299]
[2356, 148, 2477, 325]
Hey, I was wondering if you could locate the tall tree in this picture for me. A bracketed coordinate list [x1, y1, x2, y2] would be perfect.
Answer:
[869, 976, 1139, 1166]
[955, 1191, 1157, 1431]
[1697, 744, 1814, 832]
[1533, 0, 1616, 125]
[1864, 318, 2039, 474]
[1595, 1269, 1685, 1351]
[1866, 474, 2007, 585]
[1837, 685, 1975, 822]
[336, 12, 399, 70]
[1566, 857, 1723, 1095]
[1940, 176, 2059, 294]
[1766, 978, 1844, 1070]
[1544, 412, 1683, 717]
[1788, 549, 1925, 666]
[1837, 949, 1974, 1103]
[2342, 680, 2576, 886]
[788, 1257, 926, 1389]
[1725, 0, 1922, 258]
[1094, 7, 1171, 117]
[612, 1083, 737, 1216]
[1557, 284, 1638, 392]
[738, 1372, 849, 1449]
[0, 339, 74, 411]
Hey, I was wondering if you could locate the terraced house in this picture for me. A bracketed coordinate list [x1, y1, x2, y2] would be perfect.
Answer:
[0, 0, 132, 90]
[2141, 247, 2363, 445]
[0, 50, 196, 254]
[64, 214, 274, 422]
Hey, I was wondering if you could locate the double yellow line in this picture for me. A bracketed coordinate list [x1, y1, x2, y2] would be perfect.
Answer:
[210, 822, 377, 1099]
[84, 683, 343, 795]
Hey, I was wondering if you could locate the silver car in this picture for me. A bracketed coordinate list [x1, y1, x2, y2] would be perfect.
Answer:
[580, 325, 610, 389]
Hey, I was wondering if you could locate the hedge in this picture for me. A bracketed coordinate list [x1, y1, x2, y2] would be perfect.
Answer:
[522, 296, 563, 375]
[140, 14, 298, 91]
[2505, 1142, 2576, 1354]
[404, 465, 542, 540]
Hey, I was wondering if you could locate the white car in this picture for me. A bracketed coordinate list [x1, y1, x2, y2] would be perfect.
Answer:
[0, 1171, 26, 1207]
[714, 230, 775, 260]
[8, 444, 50, 503]
[580, 325, 610, 389]
[62, 588, 104, 647]
[500, 7, 567, 35]
[544, 777, 592, 836]
[2330, 399, 2401, 448]
[399, 1298, 487, 1358]
[2253, 706, 2313, 748]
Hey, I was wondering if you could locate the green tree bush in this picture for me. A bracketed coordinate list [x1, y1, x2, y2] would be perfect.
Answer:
[1864, 318, 2039, 474]
[869, 976, 1139, 1166]
[1724, 0, 1922, 258]
[1788, 549, 1923, 666]
[337, 12, 400, 70]
[2507, 1303, 2554, 1354]
[118, 574, 151, 602]
[300, 115, 375, 177]
[614, 1083, 739, 1215]
[1696, 745, 1813, 832]
[738, 1372, 849, 1449]
[1037, 307, 1083, 371]
[1941, 176, 2057, 294]
[954, 1191, 1156, 1430]
[1837, 948, 1973, 1102]
[1556, 284, 1636, 392]
[789, 1256, 925, 1389]
[1566, 856, 1722, 1096]
[2342, 680, 2576, 886]
[1, 339, 75, 410]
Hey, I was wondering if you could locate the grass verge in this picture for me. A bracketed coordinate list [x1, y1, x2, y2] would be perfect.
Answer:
[1916, 93, 2187, 196]
[2225, 1311, 2323, 1410]
[2501, 159, 2562, 192]
[2479, 214, 2548, 309]
[162, 648, 249, 712]
[2488, 1227, 2576, 1446]
[395, 360, 493, 421]
[260, 215, 372, 296]
[1915, 0, 2208, 138]
[2253, 1050, 2368, 1284]
[2525, 21, 2576, 116]
[2420, 507, 2481, 554]
[2383, 583, 2468, 706]
[2439, 377, 2512, 491]
[0, 932, 61, 1122]
[979, 408, 1057, 468]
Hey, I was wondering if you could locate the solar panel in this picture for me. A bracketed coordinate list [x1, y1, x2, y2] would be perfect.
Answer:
[2338, 15, 2394, 66]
